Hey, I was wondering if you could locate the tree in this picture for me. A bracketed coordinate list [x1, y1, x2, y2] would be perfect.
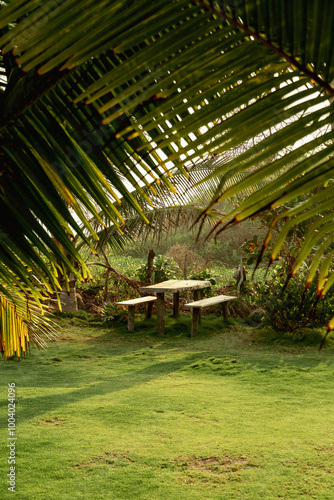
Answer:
[1, 0, 334, 356]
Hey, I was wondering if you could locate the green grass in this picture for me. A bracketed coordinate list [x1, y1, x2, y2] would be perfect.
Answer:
[1, 315, 334, 499]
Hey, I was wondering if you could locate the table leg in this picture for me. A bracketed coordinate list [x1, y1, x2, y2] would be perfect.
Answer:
[193, 289, 202, 322]
[222, 302, 229, 320]
[173, 291, 180, 318]
[156, 292, 165, 335]
[128, 305, 135, 331]
[191, 307, 200, 337]
[146, 301, 154, 319]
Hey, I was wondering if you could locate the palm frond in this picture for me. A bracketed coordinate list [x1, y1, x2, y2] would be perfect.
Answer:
[80, 155, 262, 253]
[1, 0, 334, 341]
[0, 291, 57, 359]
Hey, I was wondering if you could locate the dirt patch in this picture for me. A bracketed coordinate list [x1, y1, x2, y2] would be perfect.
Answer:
[315, 445, 334, 455]
[59, 335, 85, 343]
[36, 416, 67, 426]
[175, 454, 259, 475]
[74, 452, 135, 468]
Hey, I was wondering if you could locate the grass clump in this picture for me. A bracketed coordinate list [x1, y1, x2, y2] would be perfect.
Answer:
[186, 357, 242, 376]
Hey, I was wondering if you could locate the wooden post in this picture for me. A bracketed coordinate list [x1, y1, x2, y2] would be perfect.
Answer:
[146, 249, 156, 319]
[156, 292, 165, 335]
[147, 249, 155, 283]
[193, 289, 202, 322]
[103, 270, 110, 302]
[184, 254, 188, 278]
[128, 305, 135, 331]
[173, 291, 180, 318]
[184, 254, 190, 303]
[191, 307, 200, 337]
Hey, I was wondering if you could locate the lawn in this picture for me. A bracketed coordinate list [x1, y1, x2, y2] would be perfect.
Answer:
[1, 314, 334, 499]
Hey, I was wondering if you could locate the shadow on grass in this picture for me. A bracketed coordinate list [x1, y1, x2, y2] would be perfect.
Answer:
[0, 350, 212, 429]
[1, 314, 333, 431]
[97, 313, 235, 337]
[253, 324, 334, 348]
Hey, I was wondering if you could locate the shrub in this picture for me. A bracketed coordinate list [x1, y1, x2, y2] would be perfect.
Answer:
[248, 264, 334, 331]
[188, 268, 218, 297]
[76, 262, 139, 307]
[166, 243, 204, 271]
[188, 268, 217, 286]
[136, 254, 180, 283]
[101, 303, 128, 323]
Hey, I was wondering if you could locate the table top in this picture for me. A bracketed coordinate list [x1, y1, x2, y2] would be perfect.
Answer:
[139, 279, 211, 294]
[116, 296, 157, 306]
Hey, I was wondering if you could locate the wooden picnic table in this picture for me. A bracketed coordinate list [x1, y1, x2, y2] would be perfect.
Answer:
[139, 279, 211, 335]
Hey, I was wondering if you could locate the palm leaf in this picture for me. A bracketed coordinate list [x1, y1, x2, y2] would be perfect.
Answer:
[0, 290, 57, 359]
[1, 0, 334, 344]
[81, 155, 261, 253]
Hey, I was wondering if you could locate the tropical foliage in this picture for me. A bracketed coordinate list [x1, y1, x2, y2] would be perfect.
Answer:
[1, 0, 334, 356]
[248, 262, 334, 337]
[0, 292, 57, 358]
[84, 157, 244, 253]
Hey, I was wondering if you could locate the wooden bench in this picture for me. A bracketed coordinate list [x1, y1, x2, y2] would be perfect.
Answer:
[115, 296, 157, 331]
[185, 295, 237, 337]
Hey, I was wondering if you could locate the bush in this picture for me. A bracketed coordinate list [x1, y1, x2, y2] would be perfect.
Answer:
[76, 260, 139, 307]
[166, 243, 204, 271]
[136, 255, 180, 283]
[188, 268, 217, 285]
[101, 303, 128, 323]
[248, 264, 334, 331]
[188, 268, 218, 297]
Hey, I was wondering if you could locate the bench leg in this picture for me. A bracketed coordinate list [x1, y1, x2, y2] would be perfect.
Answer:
[193, 289, 202, 322]
[128, 305, 135, 331]
[173, 291, 180, 318]
[157, 292, 165, 335]
[222, 302, 229, 320]
[191, 307, 200, 338]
